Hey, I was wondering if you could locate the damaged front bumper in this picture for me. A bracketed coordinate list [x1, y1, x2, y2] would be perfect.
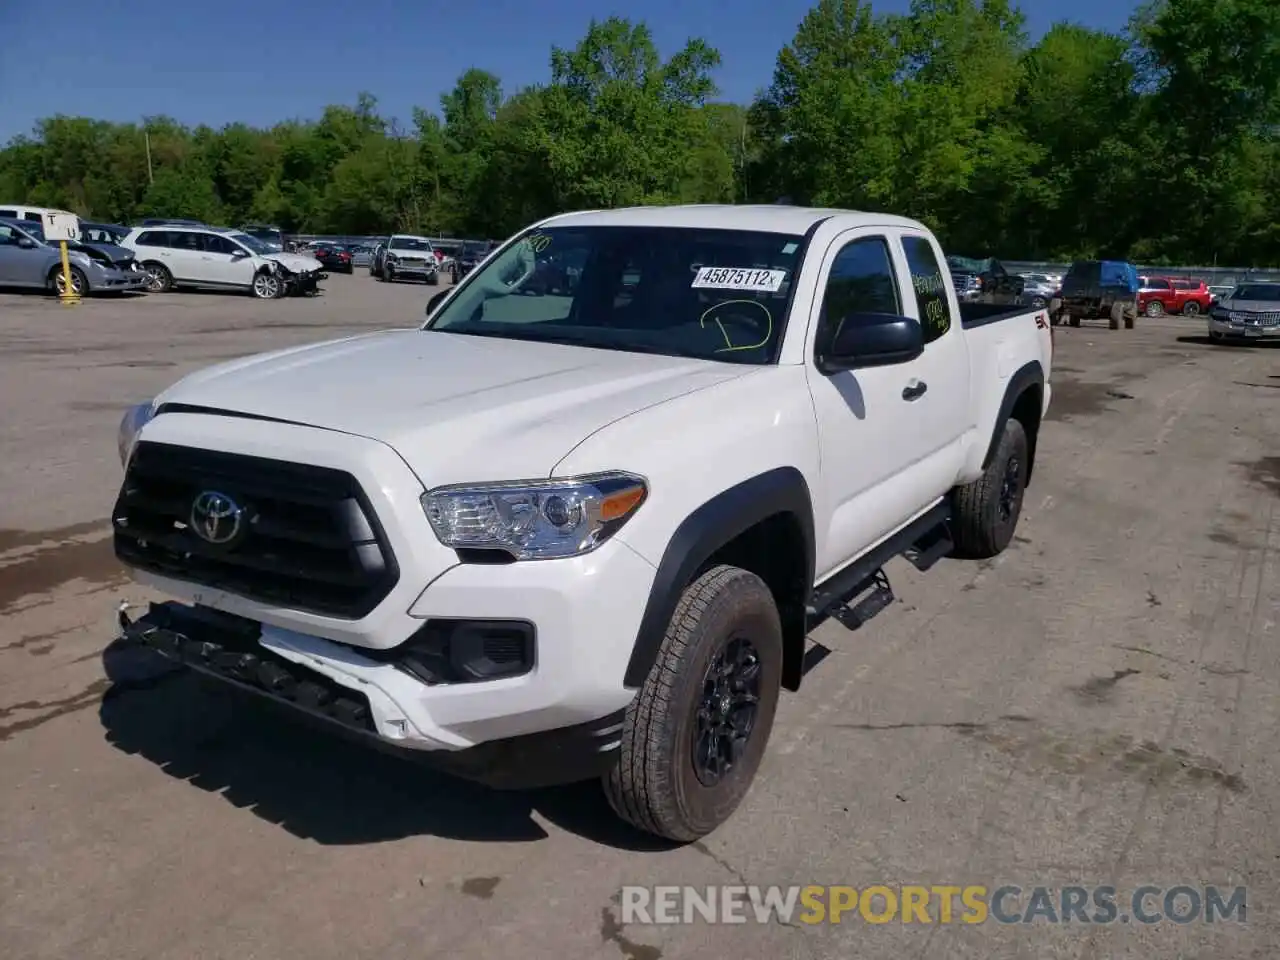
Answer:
[116, 600, 625, 789]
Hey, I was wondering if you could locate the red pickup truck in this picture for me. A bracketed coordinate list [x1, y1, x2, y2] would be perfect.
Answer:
[1138, 276, 1213, 317]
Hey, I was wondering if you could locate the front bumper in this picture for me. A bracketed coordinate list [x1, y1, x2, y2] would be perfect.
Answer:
[116, 412, 652, 763]
[1208, 315, 1280, 339]
[118, 601, 627, 789]
[386, 258, 437, 277]
[88, 265, 149, 292]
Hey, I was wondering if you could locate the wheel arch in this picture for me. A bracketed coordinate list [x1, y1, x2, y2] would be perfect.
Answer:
[623, 467, 816, 693]
[982, 360, 1044, 486]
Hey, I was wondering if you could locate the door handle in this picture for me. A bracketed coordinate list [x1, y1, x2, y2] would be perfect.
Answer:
[902, 380, 928, 401]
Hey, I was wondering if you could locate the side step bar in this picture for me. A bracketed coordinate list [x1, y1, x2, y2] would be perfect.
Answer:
[805, 501, 953, 632]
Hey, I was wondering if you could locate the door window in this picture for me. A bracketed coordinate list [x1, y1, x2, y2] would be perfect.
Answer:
[204, 234, 240, 255]
[817, 236, 900, 349]
[169, 232, 203, 252]
[901, 235, 954, 344]
[136, 231, 168, 247]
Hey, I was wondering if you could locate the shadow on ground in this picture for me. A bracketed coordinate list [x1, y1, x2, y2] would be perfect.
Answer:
[98, 639, 675, 852]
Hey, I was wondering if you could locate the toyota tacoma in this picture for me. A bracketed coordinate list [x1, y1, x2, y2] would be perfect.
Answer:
[112, 205, 1053, 841]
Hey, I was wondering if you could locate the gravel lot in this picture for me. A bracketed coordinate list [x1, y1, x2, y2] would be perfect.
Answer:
[2, 276, 1278, 959]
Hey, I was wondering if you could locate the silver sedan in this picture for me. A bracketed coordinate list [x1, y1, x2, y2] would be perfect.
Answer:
[0, 218, 149, 295]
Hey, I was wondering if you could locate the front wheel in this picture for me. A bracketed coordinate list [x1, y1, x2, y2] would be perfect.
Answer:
[951, 418, 1029, 559]
[252, 271, 281, 299]
[52, 266, 87, 297]
[604, 565, 783, 842]
[426, 271, 439, 286]
[1145, 300, 1165, 318]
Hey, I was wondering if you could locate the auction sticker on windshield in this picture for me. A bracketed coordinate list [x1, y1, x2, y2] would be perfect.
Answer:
[692, 267, 787, 293]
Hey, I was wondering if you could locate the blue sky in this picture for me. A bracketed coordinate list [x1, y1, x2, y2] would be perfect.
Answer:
[0, 0, 1142, 143]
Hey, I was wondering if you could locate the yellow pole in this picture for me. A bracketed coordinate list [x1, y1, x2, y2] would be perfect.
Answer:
[58, 239, 79, 305]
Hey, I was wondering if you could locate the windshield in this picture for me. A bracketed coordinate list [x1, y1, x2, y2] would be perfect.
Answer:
[947, 255, 992, 274]
[1231, 284, 1280, 302]
[390, 236, 432, 251]
[460, 241, 491, 257]
[425, 225, 806, 365]
[230, 233, 275, 255]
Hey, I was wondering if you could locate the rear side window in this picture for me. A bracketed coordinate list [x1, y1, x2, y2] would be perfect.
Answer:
[0, 209, 15, 218]
[23, 213, 41, 223]
[136, 231, 167, 247]
[901, 235, 953, 344]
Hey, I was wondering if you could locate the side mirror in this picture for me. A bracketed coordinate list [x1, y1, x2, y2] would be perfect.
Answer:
[426, 289, 450, 316]
[230, 249, 249, 259]
[17, 237, 36, 249]
[817, 313, 924, 373]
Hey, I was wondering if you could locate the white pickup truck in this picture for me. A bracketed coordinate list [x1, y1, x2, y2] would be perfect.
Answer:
[112, 205, 1052, 841]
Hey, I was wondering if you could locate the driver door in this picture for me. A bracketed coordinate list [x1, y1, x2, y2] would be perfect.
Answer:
[804, 230, 938, 578]
[202, 234, 256, 287]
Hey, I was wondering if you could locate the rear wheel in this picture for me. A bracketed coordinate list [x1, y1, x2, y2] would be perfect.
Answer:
[951, 418, 1029, 559]
[1109, 301, 1127, 330]
[604, 565, 783, 842]
[1068, 315, 1081, 327]
[142, 262, 172, 293]
[1182, 301, 1201, 317]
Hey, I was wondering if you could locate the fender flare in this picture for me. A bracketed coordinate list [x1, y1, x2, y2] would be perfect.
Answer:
[623, 467, 816, 688]
[982, 360, 1044, 477]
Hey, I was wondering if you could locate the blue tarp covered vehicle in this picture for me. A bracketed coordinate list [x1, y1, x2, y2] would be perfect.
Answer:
[1055, 259, 1140, 329]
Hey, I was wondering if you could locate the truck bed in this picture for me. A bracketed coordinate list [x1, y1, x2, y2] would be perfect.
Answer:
[958, 301, 1043, 329]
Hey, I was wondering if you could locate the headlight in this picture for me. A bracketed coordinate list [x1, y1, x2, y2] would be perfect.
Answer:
[118, 400, 155, 467]
[421, 472, 647, 560]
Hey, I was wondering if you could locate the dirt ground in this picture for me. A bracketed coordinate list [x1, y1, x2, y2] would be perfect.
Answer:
[1, 275, 1277, 959]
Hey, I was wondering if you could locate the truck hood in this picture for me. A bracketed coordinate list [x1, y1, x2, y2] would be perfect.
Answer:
[264, 251, 321, 272]
[154, 329, 752, 485]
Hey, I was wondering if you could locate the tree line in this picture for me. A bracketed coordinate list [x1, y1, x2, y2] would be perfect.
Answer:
[1, 0, 1277, 265]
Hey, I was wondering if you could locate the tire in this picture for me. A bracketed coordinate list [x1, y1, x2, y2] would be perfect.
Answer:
[251, 271, 281, 299]
[1209, 330, 1224, 342]
[142, 262, 172, 293]
[1109, 301, 1125, 330]
[1182, 301, 1201, 317]
[426, 271, 439, 287]
[604, 565, 783, 842]
[51, 266, 87, 297]
[1068, 315, 1081, 327]
[385, 267, 395, 283]
[1144, 300, 1165, 318]
[951, 418, 1029, 560]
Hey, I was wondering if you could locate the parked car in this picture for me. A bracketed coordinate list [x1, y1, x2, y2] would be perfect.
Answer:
[946, 255, 1026, 305]
[120, 224, 326, 298]
[1137, 276, 1213, 317]
[348, 244, 374, 268]
[112, 203, 1053, 842]
[449, 239, 497, 282]
[1053, 259, 1139, 329]
[377, 234, 438, 284]
[238, 224, 285, 252]
[1207, 282, 1280, 343]
[1019, 273, 1059, 309]
[313, 243, 354, 274]
[81, 221, 130, 245]
[0, 217, 148, 295]
[369, 240, 388, 276]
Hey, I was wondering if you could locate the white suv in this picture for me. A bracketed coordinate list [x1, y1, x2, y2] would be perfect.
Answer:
[121, 225, 324, 298]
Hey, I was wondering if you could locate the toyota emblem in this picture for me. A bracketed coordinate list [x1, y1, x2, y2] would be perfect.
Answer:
[190, 490, 245, 545]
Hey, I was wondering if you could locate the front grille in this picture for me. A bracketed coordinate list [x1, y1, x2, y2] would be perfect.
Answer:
[113, 441, 399, 619]
[1243, 311, 1280, 325]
